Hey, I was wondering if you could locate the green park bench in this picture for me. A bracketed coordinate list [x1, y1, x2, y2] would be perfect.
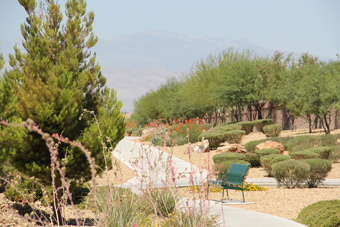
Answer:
[207, 163, 250, 202]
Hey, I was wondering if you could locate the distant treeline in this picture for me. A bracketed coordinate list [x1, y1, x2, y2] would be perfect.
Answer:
[131, 48, 340, 134]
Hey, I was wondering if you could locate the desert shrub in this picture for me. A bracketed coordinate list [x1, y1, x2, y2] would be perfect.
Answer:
[263, 124, 282, 138]
[255, 148, 280, 156]
[198, 131, 224, 149]
[142, 188, 177, 218]
[303, 146, 332, 159]
[4, 174, 51, 205]
[216, 122, 237, 127]
[253, 119, 273, 133]
[131, 127, 144, 137]
[244, 139, 269, 153]
[287, 134, 337, 153]
[296, 200, 340, 227]
[212, 153, 245, 164]
[236, 121, 255, 135]
[329, 145, 340, 161]
[67, 186, 91, 205]
[223, 130, 246, 143]
[214, 160, 250, 179]
[244, 153, 261, 167]
[301, 159, 333, 188]
[319, 134, 338, 146]
[200, 123, 213, 130]
[272, 160, 310, 188]
[214, 124, 242, 132]
[291, 150, 319, 160]
[260, 154, 291, 176]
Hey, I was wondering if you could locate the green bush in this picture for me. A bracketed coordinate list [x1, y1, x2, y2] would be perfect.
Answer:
[329, 145, 340, 161]
[255, 148, 280, 156]
[244, 139, 269, 153]
[236, 121, 255, 135]
[68, 186, 91, 205]
[253, 119, 273, 133]
[214, 160, 250, 179]
[244, 153, 261, 167]
[216, 122, 237, 127]
[212, 153, 245, 164]
[301, 159, 333, 188]
[4, 174, 52, 205]
[286, 134, 337, 153]
[198, 131, 224, 149]
[222, 130, 246, 144]
[272, 160, 310, 188]
[214, 124, 242, 132]
[263, 124, 282, 138]
[260, 154, 291, 176]
[296, 200, 340, 227]
[304, 146, 332, 159]
[319, 134, 338, 146]
[291, 150, 319, 160]
[244, 137, 292, 153]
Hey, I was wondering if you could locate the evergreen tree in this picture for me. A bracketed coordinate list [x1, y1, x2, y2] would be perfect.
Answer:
[1, 0, 125, 223]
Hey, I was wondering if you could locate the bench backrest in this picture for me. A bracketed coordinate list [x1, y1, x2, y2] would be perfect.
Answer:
[224, 163, 249, 185]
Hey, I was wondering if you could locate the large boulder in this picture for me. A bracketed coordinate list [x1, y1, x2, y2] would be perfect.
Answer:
[216, 144, 247, 153]
[189, 139, 210, 153]
[255, 140, 284, 154]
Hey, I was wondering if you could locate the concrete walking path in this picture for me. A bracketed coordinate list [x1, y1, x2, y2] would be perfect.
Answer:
[112, 137, 310, 227]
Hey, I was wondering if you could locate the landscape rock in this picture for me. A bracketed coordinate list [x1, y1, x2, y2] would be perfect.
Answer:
[255, 140, 284, 154]
[216, 144, 247, 153]
[189, 140, 209, 153]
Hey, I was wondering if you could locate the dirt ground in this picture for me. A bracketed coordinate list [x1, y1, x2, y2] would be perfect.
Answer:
[1, 128, 340, 225]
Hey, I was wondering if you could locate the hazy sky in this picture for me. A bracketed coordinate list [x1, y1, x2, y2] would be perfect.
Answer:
[1, 0, 339, 59]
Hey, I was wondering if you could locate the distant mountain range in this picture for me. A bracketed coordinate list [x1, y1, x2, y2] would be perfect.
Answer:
[0, 30, 333, 112]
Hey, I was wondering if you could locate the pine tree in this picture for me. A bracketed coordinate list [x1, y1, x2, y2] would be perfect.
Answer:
[1, 0, 125, 223]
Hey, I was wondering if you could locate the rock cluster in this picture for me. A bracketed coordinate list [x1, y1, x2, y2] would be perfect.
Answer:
[255, 140, 284, 154]
[216, 144, 247, 153]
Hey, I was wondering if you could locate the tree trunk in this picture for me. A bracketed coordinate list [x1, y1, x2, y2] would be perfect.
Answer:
[53, 179, 64, 225]
[248, 105, 252, 121]
[335, 110, 340, 129]
[307, 114, 313, 133]
[281, 108, 292, 130]
[322, 114, 331, 134]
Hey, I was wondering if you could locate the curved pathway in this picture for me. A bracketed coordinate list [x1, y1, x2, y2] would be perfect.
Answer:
[113, 137, 307, 227]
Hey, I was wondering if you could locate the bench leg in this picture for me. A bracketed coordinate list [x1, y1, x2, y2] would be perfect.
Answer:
[206, 184, 210, 199]
[242, 190, 245, 202]
[226, 189, 229, 199]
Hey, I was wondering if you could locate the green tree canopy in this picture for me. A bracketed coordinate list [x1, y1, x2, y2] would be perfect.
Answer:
[0, 0, 125, 222]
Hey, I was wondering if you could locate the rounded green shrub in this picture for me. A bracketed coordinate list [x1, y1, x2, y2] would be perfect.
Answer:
[272, 160, 310, 188]
[260, 154, 291, 176]
[263, 124, 282, 138]
[286, 135, 337, 153]
[296, 200, 340, 227]
[253, 119, 273, 133]
[291, 150, 319, 160]
[301, 159, 333, 188]
[329, 145, 340, 161]
[214, 160, 250, 179]
[244, 153, 261, 167]
[212, 152, 245, 164]
[198, 131, 224, 149]
[222, 130, 246, 144]
[236, 121, 255, 135]
[244, 139, 268, 153]
[319, 134, 338, 146]
[255, 148, 280, 156]
[303, 146, 332, 159]
[214, 124, 242, 132]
